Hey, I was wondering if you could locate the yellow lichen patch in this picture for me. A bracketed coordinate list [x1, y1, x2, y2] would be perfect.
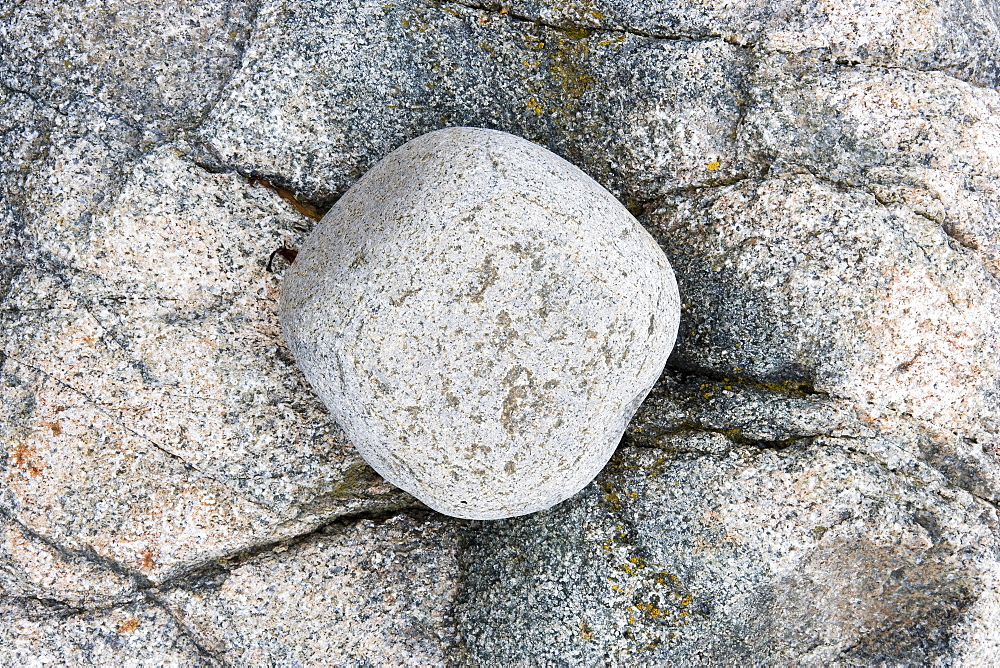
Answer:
[707, 160, 721, 170]
[523, 34, 546, 51]
[548, 36, 594, 100]
[526, 97, 543, 114]
[597, 33, 627, 47]
[561, 26, 595, 40]
[634, 601, 667, 618]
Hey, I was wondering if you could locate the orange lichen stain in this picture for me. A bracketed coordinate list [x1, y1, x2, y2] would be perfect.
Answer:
[40, 420, 62, 435]
[117, 617, 141, 634]
[139, 547, 157, 571]
[706, 161, 721, 170]
[11, 443, 44, 476]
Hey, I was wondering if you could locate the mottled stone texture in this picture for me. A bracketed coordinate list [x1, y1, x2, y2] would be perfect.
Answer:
[281, 127, 679, 519]
[2, 0, 999, 663]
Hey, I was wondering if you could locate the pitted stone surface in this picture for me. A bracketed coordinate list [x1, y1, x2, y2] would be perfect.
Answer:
[280, 127, 680, 519]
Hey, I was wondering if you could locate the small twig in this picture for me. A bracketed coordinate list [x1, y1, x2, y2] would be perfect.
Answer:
[267, 246, 299, 272]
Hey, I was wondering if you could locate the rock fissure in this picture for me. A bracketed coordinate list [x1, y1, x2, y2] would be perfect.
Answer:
[823, 54, 1000, 95]
[663, 361, 825, 399]
[188, 152, 330, 224]
[627, 423, 815, 451]
[149, 507, 436, 596]
[145, 592, 230, 667]
[0, 509, 153, 595]
[442, 0, 748, 47]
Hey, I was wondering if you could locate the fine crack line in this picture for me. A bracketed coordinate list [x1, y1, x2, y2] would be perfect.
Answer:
[177, 0, 265, 139]
[0, 505, 431, 623]
[824, 53, 1000, 95]
[0, 80, 70, 118]
[967, 489, 1000, 514]
[152, 506, 434, 595]
[0, 595, 88, 620]
[146, 592, 230, 667]
[0, 508, 154, 595]
[775, 166, 1000, 288]
[832, 435, 1000, 517]
[865, 181, 1000, 295]
[4, 355, 277, 516]
[441, 0, 749, 47]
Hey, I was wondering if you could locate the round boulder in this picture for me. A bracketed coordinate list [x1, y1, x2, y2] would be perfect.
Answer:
[279, 127, 680, 519]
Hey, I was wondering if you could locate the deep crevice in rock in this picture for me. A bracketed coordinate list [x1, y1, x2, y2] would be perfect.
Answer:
[662, 359, 825, 398]
[624, 424, 814, 452]
[187, 151, 334, 223]
[152, 506, 438, 596]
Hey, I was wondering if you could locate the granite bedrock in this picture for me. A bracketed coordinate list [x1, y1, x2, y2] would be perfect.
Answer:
[1, 0, 999, 664]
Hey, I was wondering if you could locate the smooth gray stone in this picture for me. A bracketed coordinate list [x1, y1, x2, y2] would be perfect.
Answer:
[280, 127, 680, 519]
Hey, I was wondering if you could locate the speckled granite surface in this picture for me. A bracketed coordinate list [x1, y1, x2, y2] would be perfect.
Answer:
[2, 0, 999, 663]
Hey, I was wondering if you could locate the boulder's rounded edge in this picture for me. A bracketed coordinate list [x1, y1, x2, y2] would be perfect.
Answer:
[280, 127, 680, 519]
